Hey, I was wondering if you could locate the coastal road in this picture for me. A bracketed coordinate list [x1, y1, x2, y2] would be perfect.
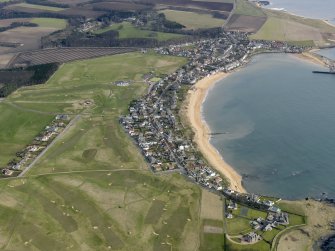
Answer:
[18, 115, 81, 177]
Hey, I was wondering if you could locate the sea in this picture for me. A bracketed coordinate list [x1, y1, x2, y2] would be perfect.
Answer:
[316, 47, 335, 61]
[265, 0, 335, 24]
[203, 53, 335, 199]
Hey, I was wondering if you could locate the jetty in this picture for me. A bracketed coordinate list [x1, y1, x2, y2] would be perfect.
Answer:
[312, 71, 335, 75]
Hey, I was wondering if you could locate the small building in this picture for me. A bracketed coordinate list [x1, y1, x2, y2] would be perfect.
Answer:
[263, 223, 273, 231]
[55, 114, 69, 121]
[2, 168, 13, 176]
[250, 221, 261, 230]
[226, 213, 233, 219]
[268, 206, 281, 214]
[263, 200, 275, 207]
[227, 201, 238, 210]
[243, 232, 260, 243]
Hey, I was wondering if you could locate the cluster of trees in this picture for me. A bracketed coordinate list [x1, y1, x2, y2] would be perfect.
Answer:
[0, 21, 38, 32]
[0, 63, 59, 97]
[0, 9, 72, 19]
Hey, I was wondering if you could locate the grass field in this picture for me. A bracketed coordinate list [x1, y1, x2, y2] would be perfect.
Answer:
[31, 18, 67, 29]
[0, 103, 53, 167]
[12, 3, 65, 11]
[160, 10, 225, 29]
[234, 0, 265, 17]
[94, 22, 184, 41]
[250, 10, 335, 45]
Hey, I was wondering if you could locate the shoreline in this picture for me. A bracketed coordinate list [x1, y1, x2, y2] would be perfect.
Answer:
[185, 72, 246, 193]
[295, 51, 327, 67]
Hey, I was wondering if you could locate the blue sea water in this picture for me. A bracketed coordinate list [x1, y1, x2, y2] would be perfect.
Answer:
[316, 48, 335, 61]
[203, 54, 335, 199]
[265, 0, 335, 24]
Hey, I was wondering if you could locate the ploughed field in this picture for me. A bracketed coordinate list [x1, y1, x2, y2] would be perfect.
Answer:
[9, 47, 138, 67]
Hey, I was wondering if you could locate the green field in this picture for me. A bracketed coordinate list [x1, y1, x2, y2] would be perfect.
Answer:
[234, 0, 266, 17]
[13, 3, 65, 11]
[94, 21, 185, 41]
[0, 103, 53, 166]
[160, 10, 225, 29]
[31, 18, 67, 29]
[0, 52, 208, 250]
[250, 10, 335, 45]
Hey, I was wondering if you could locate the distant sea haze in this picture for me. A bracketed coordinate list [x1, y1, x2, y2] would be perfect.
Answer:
[265, 0, 335, 24]
[203, 54, 335, 199]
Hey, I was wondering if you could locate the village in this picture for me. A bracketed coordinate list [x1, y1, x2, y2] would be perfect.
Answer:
[1, 114, 70, 177]
[120, 30, 306, 244]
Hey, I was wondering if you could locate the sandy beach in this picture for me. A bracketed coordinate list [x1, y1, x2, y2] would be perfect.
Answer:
[295, 51, 328, 67]
[186, 72, 246, 193]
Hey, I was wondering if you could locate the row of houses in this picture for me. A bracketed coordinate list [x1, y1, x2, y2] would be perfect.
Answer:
[1, 115, 70, 177]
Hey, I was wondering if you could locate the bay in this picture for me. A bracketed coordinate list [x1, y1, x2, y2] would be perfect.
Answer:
[203, 54, 335, 199]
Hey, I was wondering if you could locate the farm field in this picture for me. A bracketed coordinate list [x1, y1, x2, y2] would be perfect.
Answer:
[250, 10, 335, 45]
[0, 18, 68, 55]
[0, 18, 33, 27]
[30, 18, 67, 29]
[87, 1, 150, 12]
[234, 0, 266, 17]
[94, 21, 185, 41]
[9, 3, 65, 12]
[0, 51, 209, 250]
[160, 9, 225, 29]
[224, 0, 267, 33]
[10, 47, 138, 67]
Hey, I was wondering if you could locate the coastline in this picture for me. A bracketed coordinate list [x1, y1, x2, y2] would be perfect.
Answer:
[295, 51, 328, 67]
[185, 72, 246, 193]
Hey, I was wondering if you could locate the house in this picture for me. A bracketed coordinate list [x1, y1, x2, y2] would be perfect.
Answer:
[2, 168, 13, 176]
[55, 114, 69, 120]
[250, 221, 261, 230]
[263, 200, 275, 207]
[268, 206, 281, 214]
[227, 201, 238, 210]
[27, 145, 39, 152]
[263, 223, 273, 231]
[243, 232, 260, 243]
[226, 213, 233, 219]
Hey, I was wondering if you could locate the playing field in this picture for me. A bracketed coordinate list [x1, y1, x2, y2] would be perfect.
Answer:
[94, 21, 185, 41]
[160, 10, 225, 29]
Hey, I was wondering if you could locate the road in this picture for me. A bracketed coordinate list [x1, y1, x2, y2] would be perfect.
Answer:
[18, 115, 81, 177]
